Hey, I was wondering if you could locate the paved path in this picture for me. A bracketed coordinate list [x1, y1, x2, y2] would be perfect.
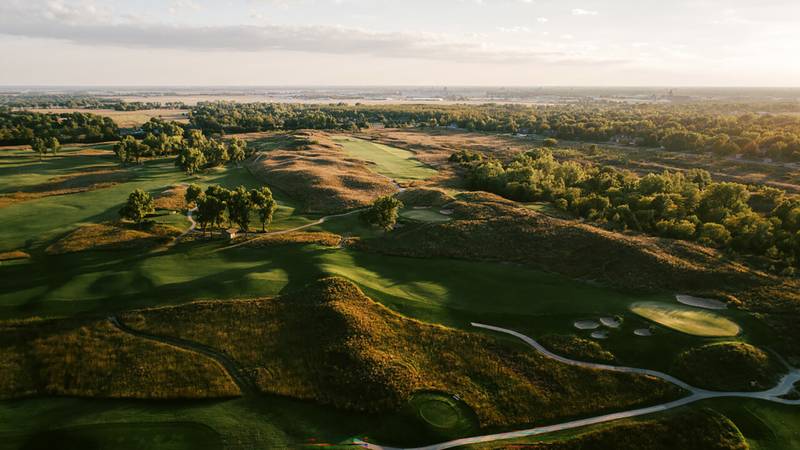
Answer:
[354, 322, 800, 450]
[108, 315, 255, 395]
[216, 208, 364, 252]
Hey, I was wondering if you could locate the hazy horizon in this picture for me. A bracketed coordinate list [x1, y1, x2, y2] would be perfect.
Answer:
[1, 0, 799, 87]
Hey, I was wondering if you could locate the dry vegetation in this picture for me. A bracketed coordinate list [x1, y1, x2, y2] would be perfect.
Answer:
[153, 184, 188, 210]
[359, 190, 759, 294]
[45, 223, 180, 255]
[239, 231, 342, 248]
[540, 335, 616, 363]
[0, 318, 240, 399]
[0, 250, 30, 261]
[671, 342, 782, 391]
[29, 108, 189, 128]
[122, 277, 682, 428]
[246, 131, 398, 213]
[0, 168, 133, 208]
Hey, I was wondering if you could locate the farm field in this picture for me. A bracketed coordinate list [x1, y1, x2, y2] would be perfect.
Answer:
[28, 108, 189, 128]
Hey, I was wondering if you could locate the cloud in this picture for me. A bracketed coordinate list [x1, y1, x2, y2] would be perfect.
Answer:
[0, 2, 624, 66]
[571, 8, 598, 16]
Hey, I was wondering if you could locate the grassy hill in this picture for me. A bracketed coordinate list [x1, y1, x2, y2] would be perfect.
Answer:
[121, 277, 683, 428]
[671, 342, 783, 391]
[0, 318, 239, 399]
[246, 132, 398, 213]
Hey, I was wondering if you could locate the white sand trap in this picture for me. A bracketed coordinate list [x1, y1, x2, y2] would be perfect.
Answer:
[599, 317, 621, 328]
[439, 209, 454, 215]
[574, 320, 600, 330]
[591, 330, 609, 339]
[634, 328, 653, 337]
[676, 294, 727, 310]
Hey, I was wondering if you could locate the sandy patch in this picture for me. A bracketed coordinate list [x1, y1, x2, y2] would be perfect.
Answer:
[634, 328, 653, 337]
[599, 317, 622, 328]
[591, 330, 609, 339]
[675, 294, 727, 310]
[574, 320, 600, 330]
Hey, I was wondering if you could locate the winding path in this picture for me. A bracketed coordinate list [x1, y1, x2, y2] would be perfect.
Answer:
[108, 315, 255, 395]
[355, 322, 800, 450]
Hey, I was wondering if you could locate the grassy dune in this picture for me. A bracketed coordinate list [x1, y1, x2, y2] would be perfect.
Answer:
[0, 318, 240, 399]
[123, 278, 683, 428]
[671, 342, 782, 391]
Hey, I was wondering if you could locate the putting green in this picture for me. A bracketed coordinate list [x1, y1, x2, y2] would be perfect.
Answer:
[400, 208, 452, 223]
[630, 302, 740, 337]
[408, 392, 476, 434]
[333, 136, 436, 182]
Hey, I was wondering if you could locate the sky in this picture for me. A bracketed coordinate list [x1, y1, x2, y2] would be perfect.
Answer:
[0, 0, 798, 87]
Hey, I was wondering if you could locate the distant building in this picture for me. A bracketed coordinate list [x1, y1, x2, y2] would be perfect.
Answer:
[223, 229, 238, 240]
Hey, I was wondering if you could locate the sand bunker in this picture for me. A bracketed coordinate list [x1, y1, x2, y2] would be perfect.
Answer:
[599, 317, 621, 328]
[676, 294, 727, 310]
[634, 328, 653, 337]
[439, 209, 454, 215]
[574, 320, 601, 330]
[591, 330, 609, 339]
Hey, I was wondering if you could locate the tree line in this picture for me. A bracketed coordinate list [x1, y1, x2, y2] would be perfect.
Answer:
[186, 102, 800, 163]
[0, 111, 119, 146]
[452, 148, 800, 273]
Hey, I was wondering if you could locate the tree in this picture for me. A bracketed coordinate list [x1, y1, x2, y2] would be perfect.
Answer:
[542, 138, 558, 147]
[361, 196, 404, 231]
[114, 136, 147, 165]
[175, 145, 207, 175]
[228, 186, 253, 234]
[47, 137, 60, 155]
[698, 182, 751, 223]
[119, 189, 155, 224]
[205, 140, 230, 167]
[30, 137, 46, 160]
[251, 187, 277, 232]
[698, 222, 732, 248]
[185, 183, 203, 207]
[196, 194, 226, 235]
[229, 137, 247, 164]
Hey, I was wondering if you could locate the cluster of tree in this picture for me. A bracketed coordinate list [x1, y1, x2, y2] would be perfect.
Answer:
[111, 118, 251, 171]
[111, 101, 188, 111]
[173, 132, 249, 174]
[456, 148, 800, 273]
[185, 184, 277, 235]
[0, 111, 118, 145]
[360, 196, 404, 231]
[186, 102, 800, 162]
[29, 137, 61, 160]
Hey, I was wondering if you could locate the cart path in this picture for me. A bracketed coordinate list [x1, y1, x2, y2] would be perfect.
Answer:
[354, 322, 800, 450]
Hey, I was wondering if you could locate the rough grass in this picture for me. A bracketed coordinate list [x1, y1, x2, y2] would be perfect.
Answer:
[630, 302, 741, 337]
[122, 277, 683, 429]
[470, 409, 747, 450]
[0, 250, 29, 261]
[0, 318, 240, 399]
[332, 136, 437, 183]
[154, 184, 188, 211]
[246, 131, 398, 213]
[45, 223, 180, 255]
[540, 335, 616, 363]
[396, 187, 455, 207]
[357, 192, 760, 294]
[239, 231, 342, 248]
[672, 342, 782, 391]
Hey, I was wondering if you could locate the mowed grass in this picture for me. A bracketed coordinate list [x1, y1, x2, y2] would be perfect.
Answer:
[18, 422, 221, 450]
[0, 148, 312, 252]
[400, 208, 452, 223]
[332, 136, 437, 182]
[29, 108, 189, 128]
[630, 302, 741, 337]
